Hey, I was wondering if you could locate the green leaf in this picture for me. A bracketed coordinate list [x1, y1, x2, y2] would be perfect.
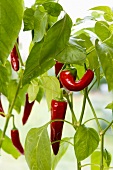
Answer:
[18, 84, 29, 106]
[35, 0, 55, 5]
[48, 15, 58, 27]
[90, 6, 113, 22]
[0, 130, 20, 159]
[22, 40, 55, 85]
[43, 2, 63, 17]
[41, 76, 60, 110]
[95, 21, 110, 41]
[90, 6, 112, 13]
[36, 80, 44, 103]
[33, 8, 48, 42]
[91, 11, 102, 19]
[22, 14, 72, 85]
[40, 14, 72, 62]
[0, 0, 24, 63]
[28, 79, 40, 102]
[104, 13, 113, 22]
[55, 42, 86, 64]
[91, 150, 111, 170]
[105, 102, 113, 110]
[0, 62, 11, 96]
[74, 125, 99, 162]
[95, 39, 113, 91]
[7, 80, 22, 113]
[75, 33, 100, 83]
[104, 149, 112, 167]
[25, 126, 51, 170]
[23, 8, 35, 31]
[52, 137, 71, 170]
[109, 24, 113, 34]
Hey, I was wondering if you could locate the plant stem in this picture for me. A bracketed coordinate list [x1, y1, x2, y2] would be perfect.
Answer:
[100, 134, 104, 170]
[102, 120, 113, 135]
[66, 94, 77, 126]
[80, 163, 100, 168]
[86, 93, 102, 132]
[77, 161, 81, 170]
[15, 42, 24, 67]
[70, 92, 73, 109]
[84, 117, 113, 127]
[0, 74, 23, 148]
[88, 79, 97, 92]
[79, 88, 87, 125]
[99, 120, 113, 170]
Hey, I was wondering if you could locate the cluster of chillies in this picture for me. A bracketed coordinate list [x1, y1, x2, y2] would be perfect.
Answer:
[5, 43, 94, 156]
[9, 39, 35, 154]
[11, 93, 35, 155]
[50, 61, 94, 155]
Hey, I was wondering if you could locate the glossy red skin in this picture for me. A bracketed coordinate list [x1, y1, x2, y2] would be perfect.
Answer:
[51, 99, 67, 155]
[60, 69, 94, 91]
[11, 129, 24, 154]
[0, 99, 4, 117]
[55, 61, 64, 88]
[11, 45, 19, 71]
[22, 94, 35, 125]
[55, 61, 64, 76]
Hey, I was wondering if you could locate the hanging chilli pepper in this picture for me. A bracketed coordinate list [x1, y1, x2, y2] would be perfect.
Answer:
[0, 95, 5, 117]
[22, 93, 35, 125]
[59, 69, 94, 91]
[10, 39, 19, 71]
[55, 61, 64, 88]
[11, 128, 24, 154]
[51, 99, 67, 155]
[55, 61, 64, 76]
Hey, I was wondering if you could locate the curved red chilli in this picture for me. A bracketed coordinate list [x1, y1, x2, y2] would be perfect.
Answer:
[60, 69, 94, 91]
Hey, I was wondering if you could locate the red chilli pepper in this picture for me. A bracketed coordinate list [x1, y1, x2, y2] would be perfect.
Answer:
[22, 93, 35, 125]
[51, 99, 67, 155]
[60, 69, 94, 91]
[0, 96, 5, 117]
[55, 61, 64, 88]
[10, 43, 19, 71]
[11, 129, 24, 154]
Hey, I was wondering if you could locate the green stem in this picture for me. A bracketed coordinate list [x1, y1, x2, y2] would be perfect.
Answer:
[86, 34, 112, 56]
[0, 74, 23, 148]
[79, 88, 87, 125]
[77, 161, 81, 170]
[80, 163, 100, 168]
[56, 64, 66, 78]
[84, 117, 113, 127]
[66, 94, 77, 127]
[70, 92, 73, 109]
[49, 119, 74, 127]
[88, 79, 97, 93]
[15, 42, 24, 67]
[100, 134, 104, 170]
[86, 93, 102, 132]
[52, 138, 74, 147]
[102, 120, 113, 135]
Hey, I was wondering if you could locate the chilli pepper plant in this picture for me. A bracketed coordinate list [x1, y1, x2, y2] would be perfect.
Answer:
[1, 1, 113, 170]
